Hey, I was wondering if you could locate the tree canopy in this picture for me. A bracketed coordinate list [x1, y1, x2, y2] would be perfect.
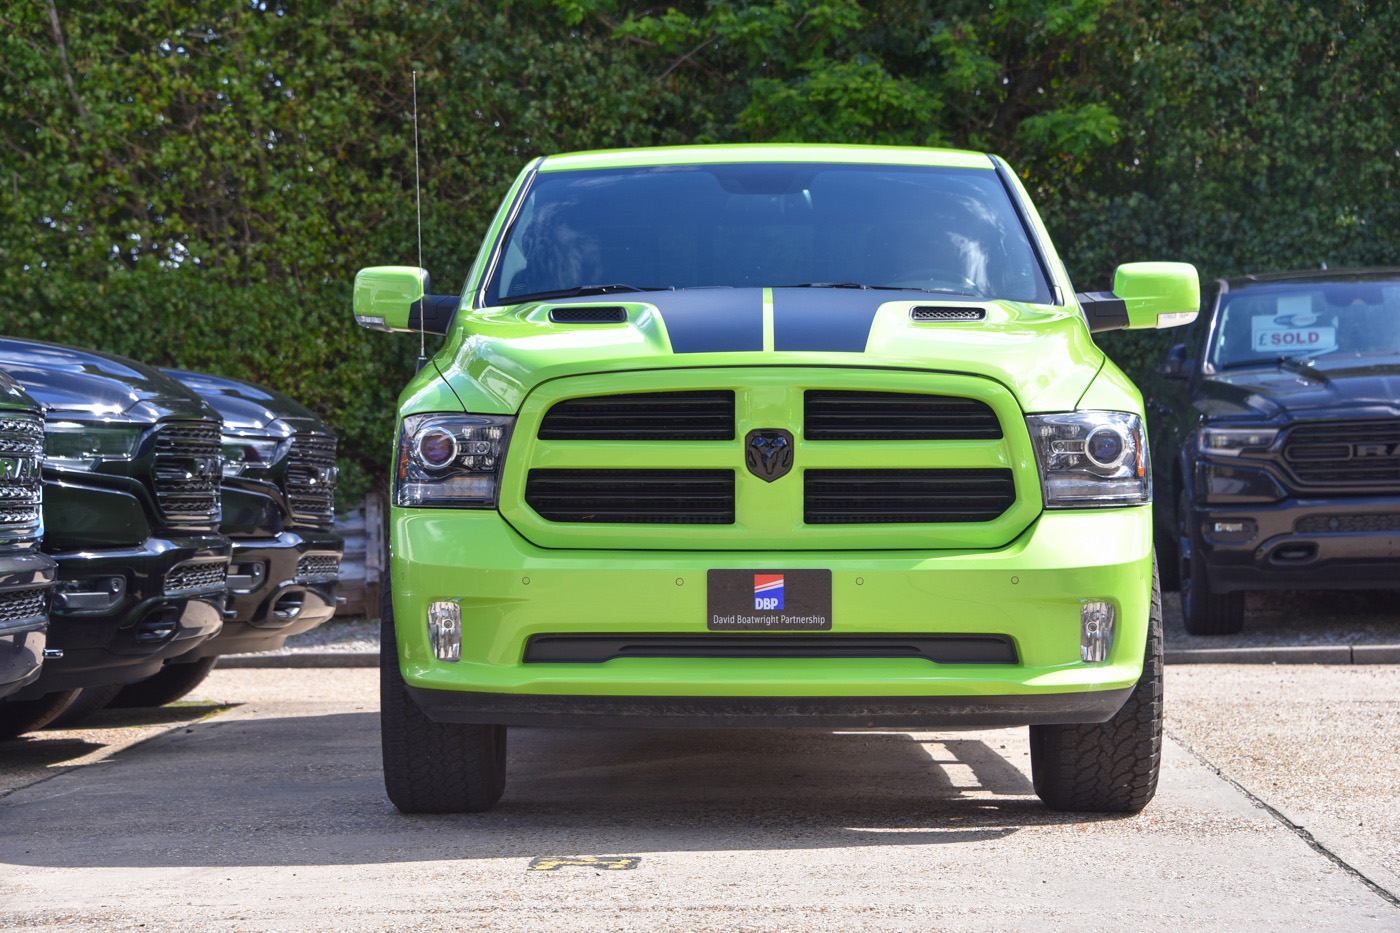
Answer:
[2, 0, 1396, 500]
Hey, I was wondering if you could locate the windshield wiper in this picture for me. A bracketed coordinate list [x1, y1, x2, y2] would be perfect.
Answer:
[500, 284, 671, 306]
[1217, 355, 1330, 384]
[780, 282, 982, 298]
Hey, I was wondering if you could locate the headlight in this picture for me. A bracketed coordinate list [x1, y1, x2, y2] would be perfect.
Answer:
[1196, 426, 1279, 458]
[394, 413, 515, 508]
[44, 420, 144, 468]
[222, 434, 284, 477]
[1026, 411, 1150, 508]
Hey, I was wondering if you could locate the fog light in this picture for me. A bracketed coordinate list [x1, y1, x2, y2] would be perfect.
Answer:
[1080, 602, 1116, 663]
[427, 601, 461, 662]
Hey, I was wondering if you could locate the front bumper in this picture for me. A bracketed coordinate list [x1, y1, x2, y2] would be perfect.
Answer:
[391, 506, 1154, 725]
[14, 534, 230, 694]
[0, 550, 56, 699]
[1194, 495, 1400, 593]
[183, 530, 342, 658]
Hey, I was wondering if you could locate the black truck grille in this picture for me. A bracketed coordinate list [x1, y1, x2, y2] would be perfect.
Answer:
[539, 391, 735, 441]
[294, 554, 341, 583]
[0, 414, 43, 542]
[165, 560, 227, 594]
[153, 422, 222, 525]
[1284, 420, 1400, 486]
[0, 586, 47, 627]
[526, 469, 735, 524]
[285, 434, 337, 527]
[804, 391, 1002, 441]
[805, 469, 1016, 524]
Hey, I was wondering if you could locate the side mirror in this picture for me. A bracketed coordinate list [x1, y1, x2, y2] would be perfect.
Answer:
[1077, 261, 1200, 333]
[352, 266, 458, 335]
[1159, 343, 1190, 381]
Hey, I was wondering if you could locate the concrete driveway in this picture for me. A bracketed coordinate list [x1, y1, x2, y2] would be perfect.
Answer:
[1, 667, 1397, 932]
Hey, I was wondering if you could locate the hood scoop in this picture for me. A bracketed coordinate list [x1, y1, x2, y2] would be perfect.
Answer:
[548, 306, 628, 324]
[910, 306, 987, 322]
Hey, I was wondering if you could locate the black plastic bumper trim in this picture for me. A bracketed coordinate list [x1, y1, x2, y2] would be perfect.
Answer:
[522, 633, 1018, 665]
[405, 685, 1134, 730]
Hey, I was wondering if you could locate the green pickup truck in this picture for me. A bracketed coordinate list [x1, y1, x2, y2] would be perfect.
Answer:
[354, 145, 1198, 814]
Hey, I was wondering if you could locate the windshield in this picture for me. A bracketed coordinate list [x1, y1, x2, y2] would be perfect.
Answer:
[483, 163, 1052, 306]
[1208, 278, 1400, 370]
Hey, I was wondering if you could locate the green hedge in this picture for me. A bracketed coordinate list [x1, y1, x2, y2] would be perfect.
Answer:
[2, 1, 1396, 503]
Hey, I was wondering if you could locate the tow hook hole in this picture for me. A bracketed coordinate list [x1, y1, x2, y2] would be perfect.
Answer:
[1272, 543, 1317, 564]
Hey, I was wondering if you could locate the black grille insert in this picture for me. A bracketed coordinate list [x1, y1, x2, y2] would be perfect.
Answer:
[1284, 420, 1400, 486]
[0, 414, 43, 542]
[524, 633, 1018, 664]
[153, 421, 222, 525]
[0, 586, 47, 628]
[805, 469, 1015, 524]
[165, 560, 227, 595]
[548, 306, 628, 323]
[805, 391, 1002, 441]
[286, 433, 337, 527]
[526, 469, 734, 524]
[539, 391, 735, 441]
[295, 554, 341, 582]
[1296, 513, 1400, 534]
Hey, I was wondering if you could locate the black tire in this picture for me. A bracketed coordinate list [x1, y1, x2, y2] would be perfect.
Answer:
[1178, 492, 1244, 635]
[46, 683, 125, 728]
[0, 689, 81, 740]
[1029, 558, 1164, 813]
[380, 581, 506, 814]
[108, 658, 219, 709]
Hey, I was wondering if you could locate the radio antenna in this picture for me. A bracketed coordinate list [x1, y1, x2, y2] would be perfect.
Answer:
[413, 70, 426, 370]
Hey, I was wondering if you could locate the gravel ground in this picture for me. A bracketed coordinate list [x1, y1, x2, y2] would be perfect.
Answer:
[3, 668, 1399, 931]
[1162, 589, 1400, 649]
[1166, 663, 1400, 896]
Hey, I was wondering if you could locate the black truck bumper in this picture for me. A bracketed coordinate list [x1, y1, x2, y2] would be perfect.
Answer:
[13, 534, 230, 695]
[0, 550, 56, 699]
[1196, 495, 1400, 592]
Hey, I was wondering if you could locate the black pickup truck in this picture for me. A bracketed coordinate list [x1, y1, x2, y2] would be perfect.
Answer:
[0, 339, 230, 736]
[107, 370, 342, 707]
[1149, 268, 1400, 634]
[0, 371, 55, 703]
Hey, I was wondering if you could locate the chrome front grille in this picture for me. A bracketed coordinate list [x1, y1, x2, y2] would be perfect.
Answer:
[0, 414, 43, 543]
[285, 434, 337, 527]
[153, 421, 222, 526]
[294, 553, 341, 583]
[0, 585, 47, 627]
[164, 560, 228, 595]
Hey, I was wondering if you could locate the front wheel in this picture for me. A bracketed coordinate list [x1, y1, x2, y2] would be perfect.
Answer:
[0, 689, 81, 740]
[1178, 492, 1244, 635]
[380, 582, 506, 814]
[1029, 558, 1164, 813]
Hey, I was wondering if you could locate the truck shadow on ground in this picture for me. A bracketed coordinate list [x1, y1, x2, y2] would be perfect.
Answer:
[0, 710, 1135, 869]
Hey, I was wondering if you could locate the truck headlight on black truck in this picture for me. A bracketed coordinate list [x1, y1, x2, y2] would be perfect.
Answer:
[394, 414, 515, 508]
[1026, 411, 1150, 508]
[43, 419, 144, 469]
[222, 433, 284, 477]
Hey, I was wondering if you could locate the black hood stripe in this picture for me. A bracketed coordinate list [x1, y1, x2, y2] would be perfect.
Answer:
[648, 288, 764, 354]
[772, 288, 885, 352]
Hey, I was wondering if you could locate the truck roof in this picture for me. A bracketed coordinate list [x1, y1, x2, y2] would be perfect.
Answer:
[538, 144, 995, 173]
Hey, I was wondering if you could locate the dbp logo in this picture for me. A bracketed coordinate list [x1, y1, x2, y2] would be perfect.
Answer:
[754, 574, 784, 611]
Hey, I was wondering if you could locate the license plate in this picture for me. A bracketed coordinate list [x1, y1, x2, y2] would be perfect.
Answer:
[706, 569, 832, 631]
